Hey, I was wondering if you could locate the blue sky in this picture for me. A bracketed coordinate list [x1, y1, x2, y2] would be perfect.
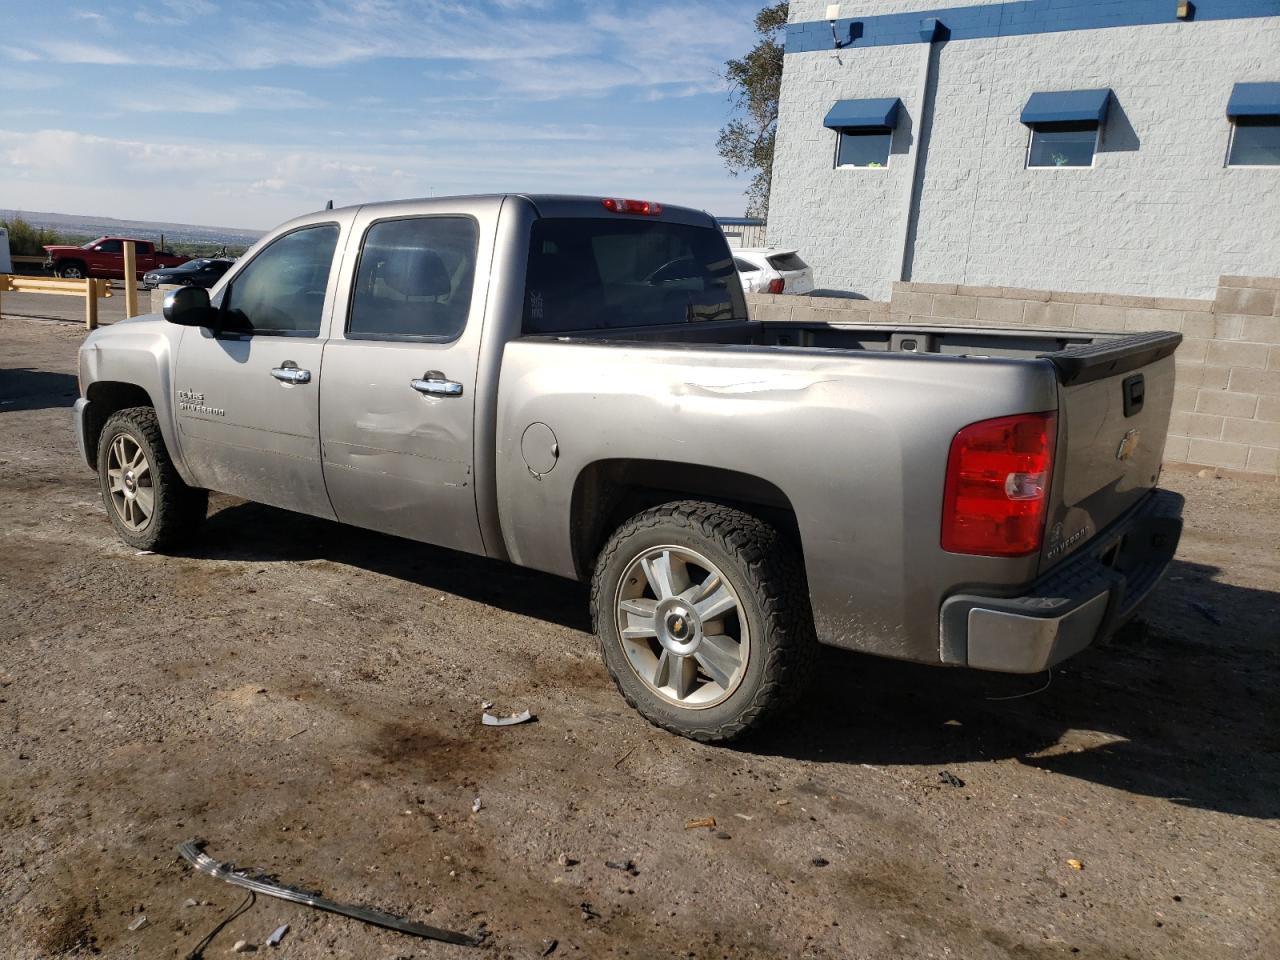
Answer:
[0, 0, 764, 229]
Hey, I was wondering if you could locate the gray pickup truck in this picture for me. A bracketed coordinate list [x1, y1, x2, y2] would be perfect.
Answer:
[74, 194, 1184, 741]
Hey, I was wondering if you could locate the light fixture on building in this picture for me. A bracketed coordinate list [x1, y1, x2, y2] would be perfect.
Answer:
[1176, 1, 1195, 19]
[827, 4, 852, 49]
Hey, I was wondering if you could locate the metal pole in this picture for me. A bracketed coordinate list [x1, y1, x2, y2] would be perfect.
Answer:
[122, 240, 139, 318]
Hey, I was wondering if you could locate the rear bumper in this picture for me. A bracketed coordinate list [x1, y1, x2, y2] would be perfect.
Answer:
[940, 489, 1184, 673]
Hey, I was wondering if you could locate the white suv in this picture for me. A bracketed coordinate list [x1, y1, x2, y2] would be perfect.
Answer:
[733, 248, 815, 296]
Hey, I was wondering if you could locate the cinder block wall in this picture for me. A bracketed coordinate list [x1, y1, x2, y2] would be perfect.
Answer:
[746, 274, 1280, 478]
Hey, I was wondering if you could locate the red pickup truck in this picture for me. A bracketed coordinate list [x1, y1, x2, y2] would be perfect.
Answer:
[43, 237, 190, 281]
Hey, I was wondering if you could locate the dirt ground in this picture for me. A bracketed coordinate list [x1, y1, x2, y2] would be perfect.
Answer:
[1, 313, 1277, 960]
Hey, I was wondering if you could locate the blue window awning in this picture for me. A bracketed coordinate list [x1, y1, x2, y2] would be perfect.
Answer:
[823, 98, 902, 131]
[1227, 82, 1280, 119]
[1020, 88, 1112, 126]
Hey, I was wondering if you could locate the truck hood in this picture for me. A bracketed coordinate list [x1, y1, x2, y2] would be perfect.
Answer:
[43, 245, 83, 256]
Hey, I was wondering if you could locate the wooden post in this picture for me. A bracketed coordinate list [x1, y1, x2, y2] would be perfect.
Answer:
[122, 240, 139, 319]
[85, 278, 98, 330]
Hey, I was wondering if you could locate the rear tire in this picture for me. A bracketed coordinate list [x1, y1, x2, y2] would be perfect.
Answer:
[97, 406, 207, 551]
[591, 500, 817, 742]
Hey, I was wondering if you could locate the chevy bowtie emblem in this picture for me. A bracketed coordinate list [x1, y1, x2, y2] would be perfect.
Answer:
[1116, 429, 1141, 462]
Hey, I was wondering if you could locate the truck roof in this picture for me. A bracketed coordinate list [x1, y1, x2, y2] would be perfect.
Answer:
[326, 193, 715, 227]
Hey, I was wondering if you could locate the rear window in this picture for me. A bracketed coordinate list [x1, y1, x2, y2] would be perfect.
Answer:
[767, 252, 808, 272]
[522, 218, 746, 334]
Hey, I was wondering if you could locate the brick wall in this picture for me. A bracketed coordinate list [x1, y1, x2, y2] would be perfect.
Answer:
[746, 274, 1280, 478]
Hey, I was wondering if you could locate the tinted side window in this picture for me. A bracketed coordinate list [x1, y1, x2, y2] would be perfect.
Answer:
[348, 217, 478, 341]
[222, 224, 339, 336]
[522, 218, 745, 334]
[734, 258, 757, 273]
[98, 239, 123, 253]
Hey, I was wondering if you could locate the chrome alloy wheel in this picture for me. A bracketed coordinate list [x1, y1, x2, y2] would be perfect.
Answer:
[106, 434, 154, 531]
[614, 546, 749, 708]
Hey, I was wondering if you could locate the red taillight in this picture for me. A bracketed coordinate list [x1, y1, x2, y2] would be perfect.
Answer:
[601, 197, 662, 216]
[941, 412, 1057, 557]
[767, 277, 785, 294]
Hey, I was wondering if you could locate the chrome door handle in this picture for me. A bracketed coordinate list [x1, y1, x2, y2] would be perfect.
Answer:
[270, 362, 311, 384]
[410, 371, 463, 397]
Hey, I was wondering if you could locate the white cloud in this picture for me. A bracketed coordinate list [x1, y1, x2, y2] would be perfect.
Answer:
[0, 124, 747, 227]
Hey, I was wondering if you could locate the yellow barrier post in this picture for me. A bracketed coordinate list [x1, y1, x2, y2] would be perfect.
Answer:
[86, 278, 98, 329]
[123, 240, 139, 319]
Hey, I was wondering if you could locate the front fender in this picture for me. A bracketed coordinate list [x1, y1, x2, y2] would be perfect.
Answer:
[78, 316, 194, 484]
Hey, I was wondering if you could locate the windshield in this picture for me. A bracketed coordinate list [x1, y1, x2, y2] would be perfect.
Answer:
[522, 217, 746, 334]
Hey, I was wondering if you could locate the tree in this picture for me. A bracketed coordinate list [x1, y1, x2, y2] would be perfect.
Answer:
[0, 215, 64, 257]
[717, 2, 788, 218]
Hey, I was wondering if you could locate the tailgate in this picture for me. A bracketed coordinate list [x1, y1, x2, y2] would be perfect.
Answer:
[1038, 331, 1181, 572]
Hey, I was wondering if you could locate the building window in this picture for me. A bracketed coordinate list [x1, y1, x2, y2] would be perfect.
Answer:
[1027, 122, 1099, 168]
[1226, 83, 1280, 167]
[1020, 88, 1111, 171]
[836, 129, 892, 168]
[823, 97, 901, 171]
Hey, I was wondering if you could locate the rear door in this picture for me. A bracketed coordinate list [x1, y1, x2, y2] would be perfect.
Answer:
[1039, 338, 1178, 569]
[318, 200, 497, 555]
[175, 217, 349, 518]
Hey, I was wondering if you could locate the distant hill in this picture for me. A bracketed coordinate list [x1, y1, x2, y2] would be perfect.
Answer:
[0, 208, 263, 249]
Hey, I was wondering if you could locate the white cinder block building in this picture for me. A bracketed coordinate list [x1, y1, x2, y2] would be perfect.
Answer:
[767, 0, 1280, 301]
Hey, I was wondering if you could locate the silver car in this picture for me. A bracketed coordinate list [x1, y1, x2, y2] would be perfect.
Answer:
[74, 193, 1183, 741]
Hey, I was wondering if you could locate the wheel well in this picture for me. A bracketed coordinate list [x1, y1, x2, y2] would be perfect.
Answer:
[569, 459, 803, 579]
[84, 381, 154, 467]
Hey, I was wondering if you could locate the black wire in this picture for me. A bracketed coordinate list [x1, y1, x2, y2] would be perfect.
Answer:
[185, 890, 256, 960]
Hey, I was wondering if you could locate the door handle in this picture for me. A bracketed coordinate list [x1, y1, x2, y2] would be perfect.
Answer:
[410, 371, 463, 397]
[270, 362, 311, 384]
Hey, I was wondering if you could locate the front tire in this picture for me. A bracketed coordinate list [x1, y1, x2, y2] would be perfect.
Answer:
[57, 261, 87, 280]
[97, 406, 207, 551]
[591, 501, 817, 742]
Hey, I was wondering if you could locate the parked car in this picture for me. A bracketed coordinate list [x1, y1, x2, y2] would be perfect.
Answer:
[43, 237, 189, 282]
[73, 194, 1183, 742]
[142, 258, 234, 290]
[734, 247, 815, 295]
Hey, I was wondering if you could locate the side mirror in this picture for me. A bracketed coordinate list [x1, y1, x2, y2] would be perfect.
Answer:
[93, 245, 103, 252]
[163, 285, 215, 327]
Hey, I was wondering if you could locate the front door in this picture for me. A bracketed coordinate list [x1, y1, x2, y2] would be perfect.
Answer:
[174, 220, 345, 518]
[319, 210, 486, 554]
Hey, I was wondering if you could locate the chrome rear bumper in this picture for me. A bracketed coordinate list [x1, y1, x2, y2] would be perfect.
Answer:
[940, 489, 1184, 673]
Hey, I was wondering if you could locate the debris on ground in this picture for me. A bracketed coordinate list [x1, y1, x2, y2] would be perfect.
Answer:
[811, 858, 829, 868]
[1189, 601, 1223, 626]
[939, 770, 966, 788]
[471, 797, 483, 813]
[481, 700, 494, 710]
[482, 709, 533, 726]
[183, 898, 200, 908]
[684, 816, 716, 830]
[127, 915, 148, 931]
[265, 923, 289, 947]
[231, 939, 254, 953]
[580, 902, 600, 921]
[1067, 859, 1085, 871]
[715, 831, 732, 840]
[733, 813, 754, 821]
[557, 853, 578, 868]
[604, 859, 639, 876]
[541, 938, 559, 956]
[178, 839, 480, 947]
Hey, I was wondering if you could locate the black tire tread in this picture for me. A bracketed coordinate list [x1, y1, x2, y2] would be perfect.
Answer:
[98, 406, 207, 551]
[591, 500, 817, 742]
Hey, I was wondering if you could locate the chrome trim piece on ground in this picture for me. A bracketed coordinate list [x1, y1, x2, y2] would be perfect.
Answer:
[177, 839, 480, 948]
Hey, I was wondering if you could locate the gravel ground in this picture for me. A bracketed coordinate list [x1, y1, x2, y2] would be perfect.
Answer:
[1, 314, 1278, 960]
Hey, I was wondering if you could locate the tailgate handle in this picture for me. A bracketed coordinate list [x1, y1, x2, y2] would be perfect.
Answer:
[1122, 374, 1144, 417]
